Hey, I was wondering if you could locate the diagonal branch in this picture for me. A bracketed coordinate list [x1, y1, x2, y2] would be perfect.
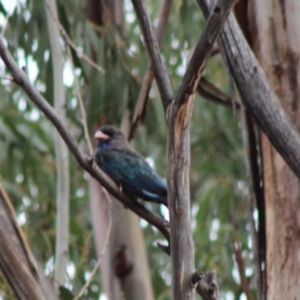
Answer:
[232, 238, 254, 300]
[43, 0, 105, 74]
[131, 0, 173, 112]
[197, 78, 241, 110]
[129, 0, 173, 140]
[0, 37, 170, 245]
[197, 0, 300, 180]
[171, 0, 237, 114]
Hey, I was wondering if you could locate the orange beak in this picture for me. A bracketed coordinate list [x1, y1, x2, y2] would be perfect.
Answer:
[94, 131, 110, 141]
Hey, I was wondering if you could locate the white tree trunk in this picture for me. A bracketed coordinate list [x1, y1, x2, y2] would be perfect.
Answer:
[44, 0, 70, 287]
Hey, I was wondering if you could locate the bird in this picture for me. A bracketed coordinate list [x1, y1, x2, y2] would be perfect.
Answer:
[93, 125, 168, 207]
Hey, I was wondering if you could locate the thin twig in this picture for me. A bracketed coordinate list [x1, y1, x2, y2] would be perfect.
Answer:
[73, 189, 112, 300]
[197, 78, 241, 110]
[0, 2, 14, 38]
[43, 0, 105, 74]
[66, 45, 93, 155]
[129, 0, 173, 139]
[232, 238, 254, 300]
[0, 182, 37, 274]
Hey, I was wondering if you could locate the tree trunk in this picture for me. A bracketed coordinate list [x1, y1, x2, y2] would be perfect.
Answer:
[44, 0, 70, 287]
[89, 180, 154, 300]
[250, 1, 300, 299]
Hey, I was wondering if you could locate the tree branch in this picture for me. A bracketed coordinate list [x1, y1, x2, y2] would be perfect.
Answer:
[197, 78, 241, 110]
[43, 0, 105, 74]
[170, 0, 236, 113]
[197, 0, 300, 180]
[131, 0, 174, 111]
[0, 37, 170, 245]
[232, 239, 254, 300]
[129, 0, 173, 140]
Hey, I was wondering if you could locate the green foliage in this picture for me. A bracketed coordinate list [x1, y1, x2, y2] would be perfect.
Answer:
[0, 0, 254, 299]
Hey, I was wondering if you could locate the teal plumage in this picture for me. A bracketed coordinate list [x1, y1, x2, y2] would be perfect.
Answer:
[93, 126, 168, 207]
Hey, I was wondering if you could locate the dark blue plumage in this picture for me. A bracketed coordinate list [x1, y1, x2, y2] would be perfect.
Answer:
[93, 125, 168, 207]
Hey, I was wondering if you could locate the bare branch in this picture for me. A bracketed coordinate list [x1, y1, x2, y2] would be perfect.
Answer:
[66, 45, 93, 155]
[43, 0, 105, 74]
[197, 78, 241, 110]
[0, 2, 14, 38]
[197, 0, 300, 180]
[0, 37, 170, 244]
[131, 0, 173, 111]
[232, 239, 254, 300]
[171, 0, 237, 114]
[129, 0, 173, 139]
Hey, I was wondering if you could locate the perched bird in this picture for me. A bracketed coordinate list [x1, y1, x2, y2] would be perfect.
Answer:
[93, 125, 168, 207]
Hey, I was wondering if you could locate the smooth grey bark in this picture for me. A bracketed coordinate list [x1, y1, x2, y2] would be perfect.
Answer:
[90, 180, 155, 300]
[44, 0, 70, 287]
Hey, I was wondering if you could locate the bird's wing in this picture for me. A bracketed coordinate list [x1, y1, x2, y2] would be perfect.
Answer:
[97, 147, 167, 198]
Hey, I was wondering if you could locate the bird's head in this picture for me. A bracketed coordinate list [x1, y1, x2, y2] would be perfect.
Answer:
[94, 125, 126, 149]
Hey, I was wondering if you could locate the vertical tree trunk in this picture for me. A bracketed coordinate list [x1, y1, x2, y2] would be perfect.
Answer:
[250, 1, 300, 299]
[44, 0, 70, 287]
[89, 181, 154, 300]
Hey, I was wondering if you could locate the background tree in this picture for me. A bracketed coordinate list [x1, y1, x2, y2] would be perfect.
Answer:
[249, 0, 300, 299]
[0, 0, 299, 299]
